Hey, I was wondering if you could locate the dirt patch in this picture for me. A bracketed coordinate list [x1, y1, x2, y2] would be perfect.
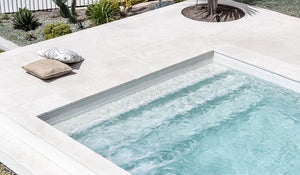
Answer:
[182, 4, 245, 22]
[33, 8, 87, 21]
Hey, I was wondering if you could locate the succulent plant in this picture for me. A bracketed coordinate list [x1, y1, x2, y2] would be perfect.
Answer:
[52, 0, 77, 23]
[12, 8, 39, 31]
[71, 0, 77, 16]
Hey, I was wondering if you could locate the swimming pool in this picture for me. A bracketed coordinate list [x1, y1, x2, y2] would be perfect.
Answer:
[50, 61, 300, 174]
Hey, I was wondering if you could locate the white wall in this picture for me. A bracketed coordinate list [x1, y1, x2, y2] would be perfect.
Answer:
[0, 0, 96, 13]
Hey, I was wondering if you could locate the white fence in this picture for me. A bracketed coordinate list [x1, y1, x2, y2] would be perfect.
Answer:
[0, 0, 95, 13]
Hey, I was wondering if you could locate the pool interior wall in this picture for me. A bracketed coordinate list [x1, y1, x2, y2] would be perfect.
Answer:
[214, 52, 300, 93]
[40, 51, 300, 125]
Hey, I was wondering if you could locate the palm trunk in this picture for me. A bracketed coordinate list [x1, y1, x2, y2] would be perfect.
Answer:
[208, 0, 218, 15]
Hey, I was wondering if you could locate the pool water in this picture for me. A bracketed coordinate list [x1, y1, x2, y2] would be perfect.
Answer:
[55, 64, 300, 175]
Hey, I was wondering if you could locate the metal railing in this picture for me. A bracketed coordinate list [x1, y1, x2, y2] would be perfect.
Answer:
[0, 0, 95, 13]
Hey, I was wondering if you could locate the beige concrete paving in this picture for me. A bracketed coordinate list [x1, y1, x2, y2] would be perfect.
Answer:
[0, 0, 299, 174]
[0, 36, 20, 51]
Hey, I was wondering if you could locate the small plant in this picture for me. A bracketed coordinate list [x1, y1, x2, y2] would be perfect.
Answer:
[26, 33, 37, 41]
[44, 23, 72, 40]
[86, 0, 119, 25]
[2, 14, 10, 20]
[0, 49, 4, 53]
[12, 8, 39, 31]
[52, 0, 77, 23]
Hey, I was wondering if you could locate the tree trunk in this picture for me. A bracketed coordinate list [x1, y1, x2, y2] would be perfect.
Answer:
[208, 0, 218, 15]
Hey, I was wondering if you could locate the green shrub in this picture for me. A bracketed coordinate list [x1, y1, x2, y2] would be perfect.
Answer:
[12, 8, 39, 31]
[0, 49, 4, 53]
[174, 0, 185, 3]
[44, 23, 72, 40]
[120, 0, 146, 7]
[86, 0, 119, 25]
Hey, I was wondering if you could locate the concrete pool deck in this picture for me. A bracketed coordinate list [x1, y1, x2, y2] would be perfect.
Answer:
[0, 36, 19, 51]
[0, 0, 299, 174]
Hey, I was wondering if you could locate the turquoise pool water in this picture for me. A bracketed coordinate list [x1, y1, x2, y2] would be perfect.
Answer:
[56, 64, 300, 175]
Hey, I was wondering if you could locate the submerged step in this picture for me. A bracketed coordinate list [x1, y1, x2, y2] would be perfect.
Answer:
[54, 63, 229, 134]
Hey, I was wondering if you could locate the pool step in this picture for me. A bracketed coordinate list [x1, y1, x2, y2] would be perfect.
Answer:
[71, 70, 243, 140]
[54, 63, 229, 134]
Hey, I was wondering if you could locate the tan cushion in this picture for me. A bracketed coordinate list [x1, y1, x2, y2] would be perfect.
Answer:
[22, 59, 72, 80]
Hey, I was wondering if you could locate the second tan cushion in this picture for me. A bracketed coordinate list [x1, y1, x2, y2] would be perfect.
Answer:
[22, 59, 72, 80]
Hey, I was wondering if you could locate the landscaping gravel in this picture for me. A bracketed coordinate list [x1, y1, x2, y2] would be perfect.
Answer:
[0, 162, 17, 175]
[0, 9, 92, 46]
[234, 0, 300, 18]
